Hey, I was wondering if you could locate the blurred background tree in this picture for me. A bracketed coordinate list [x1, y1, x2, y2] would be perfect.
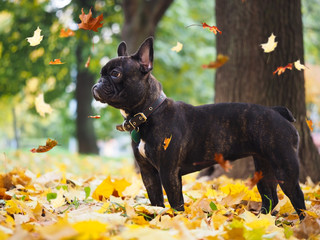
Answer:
[0, 0, 214, 154]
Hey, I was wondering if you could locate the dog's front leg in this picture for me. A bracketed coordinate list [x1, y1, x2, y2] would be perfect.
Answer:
[135, 156, 165, 208]
[160, 170, 184, 211]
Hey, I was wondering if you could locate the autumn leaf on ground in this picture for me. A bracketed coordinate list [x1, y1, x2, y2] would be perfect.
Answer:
[294, 59, 306, 71]
[214, 153, 232, 172]
[35, 93, 53, 117]
[78, 8, 104, 32]
[92, 176, 130, 201]
[261, 33, 277, 53]
[59, 28, 75, 38]
[202, 54, 229, 69]
[49, 59, 64, 65]
[163, 135, 172, 151]
[88, 115, 100, 119]
[306, 118, 313, 132]
[85, 56, 91, 68]
[171, 42, 183, 52]
[273, 63, 293, 75]
[30, 138, 58, 153]
[246, 171, 263, 189]
[26, 26, 43, 46]
[202, 22, 222, 34]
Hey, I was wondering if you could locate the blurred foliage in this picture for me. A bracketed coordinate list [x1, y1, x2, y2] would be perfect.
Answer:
[0, 0, 320, 150]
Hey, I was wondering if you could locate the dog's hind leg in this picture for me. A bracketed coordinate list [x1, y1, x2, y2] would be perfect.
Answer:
[253, 155, 279, 214]
[272, 151, 306, 220]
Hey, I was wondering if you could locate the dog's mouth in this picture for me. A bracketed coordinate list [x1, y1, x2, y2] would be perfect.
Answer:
[92, 83, 126, 108]
[92, 85, 107, 103]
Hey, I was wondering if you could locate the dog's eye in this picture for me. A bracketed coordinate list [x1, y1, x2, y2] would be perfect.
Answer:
[110, 70, 122, 79]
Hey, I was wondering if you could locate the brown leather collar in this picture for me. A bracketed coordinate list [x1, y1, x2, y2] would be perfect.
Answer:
[116, 91, 167, 132]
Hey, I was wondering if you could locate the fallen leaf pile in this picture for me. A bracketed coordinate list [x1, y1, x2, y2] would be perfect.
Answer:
[0, 153, 319, 240]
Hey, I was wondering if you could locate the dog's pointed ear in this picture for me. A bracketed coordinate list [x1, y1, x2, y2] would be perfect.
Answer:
[133, 37, 154, 73]
[117, 41, 128, 56]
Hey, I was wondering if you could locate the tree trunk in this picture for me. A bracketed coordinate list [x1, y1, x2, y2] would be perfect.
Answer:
[121, 0, 174, 53]
[75, 42, 99, 154]
[211, 0, 320, 182]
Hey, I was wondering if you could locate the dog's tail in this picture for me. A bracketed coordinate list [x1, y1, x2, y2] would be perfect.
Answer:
[271, 106, 296, 122]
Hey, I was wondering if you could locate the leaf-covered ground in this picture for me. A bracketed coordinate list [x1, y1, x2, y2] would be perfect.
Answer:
[1, 151, 320, 239]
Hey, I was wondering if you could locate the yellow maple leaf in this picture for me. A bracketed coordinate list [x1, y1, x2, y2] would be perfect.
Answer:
[35, 93, 53, 117]
[260, 33, 277, 53]
[294, 59, 306, 71]
[92, 176, 130, 201]
[5, 199, 23, 215]
[171, 42, 183, 52]
[72, 220, 108, 239]
[26, 26, 43, 46]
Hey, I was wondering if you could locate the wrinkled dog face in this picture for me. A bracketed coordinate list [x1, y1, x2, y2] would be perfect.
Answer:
[92, 39, 154, 110]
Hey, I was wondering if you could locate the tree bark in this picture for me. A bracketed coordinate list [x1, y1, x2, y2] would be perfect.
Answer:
[210, 0, 320, 182]
[121, 0, 174, 53]
[75, 42, 99, 154]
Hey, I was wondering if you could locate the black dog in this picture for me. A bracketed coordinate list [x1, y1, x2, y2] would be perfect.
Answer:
[92, 37, 306, 219]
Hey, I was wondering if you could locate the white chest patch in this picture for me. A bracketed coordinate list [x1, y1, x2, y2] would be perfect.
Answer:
[120, 109, 129, 118]
[138, 140, 147, 158]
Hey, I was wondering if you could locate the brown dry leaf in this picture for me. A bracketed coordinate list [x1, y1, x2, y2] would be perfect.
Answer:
[202, 54, 229, 69]
[78, 8, 104, 32]
[246, 171, 263, 189]
[214, 153, 232, 172]
[30, 138, 58, 153]
[163, 135, 172, 151]
[59, 28, 75, 38]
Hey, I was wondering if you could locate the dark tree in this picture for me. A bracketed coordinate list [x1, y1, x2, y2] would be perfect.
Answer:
[209, 0, 320, 182]
[121, 0, 174, 53]
[73, 0, 99, 154]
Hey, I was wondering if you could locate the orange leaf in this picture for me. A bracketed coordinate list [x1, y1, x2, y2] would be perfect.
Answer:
[59, 28, 75, 38]
[202, 54, 229, 69]
[163, 135, 172, 151]
[88, 115, 101, 119]
[246, 171, 264, 189]
[306, 119, 313, 132]
[30, 138, 58, 153]
[273, 63, 293, 75]
[202, 22, 222, 35]
[214, 153, 232, 172]
[78, 8, 103, 32]
[49, 59, 64, 65]
[85, 56, 91, 68]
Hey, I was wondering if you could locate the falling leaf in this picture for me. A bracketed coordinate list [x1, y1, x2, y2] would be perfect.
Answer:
[171, 42, 183, 52]
[273, 63, 293, 75]
[78, 8, 104, 32]
[30, 138, 58, 153]
[261, 33, 277, 53]
[202, 22, 222, 35]
[163, 135, 172, 151]
[59, 28, 75, 38]
[306, 119, 313, 132]
[294, 59, 306, 71]
[26, 26, 43, 46]
[246, 171, 263, 189]
[35, 93, 53, 117]
[49, 59, 64, 65]
[85, 56, 91, 68]
[88, 115, 100, 119]
[202, 54, 229, 69]
[214, 153, 232, 172]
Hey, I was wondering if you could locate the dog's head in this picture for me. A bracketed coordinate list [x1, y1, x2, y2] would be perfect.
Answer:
[92, 37, 154, 110]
